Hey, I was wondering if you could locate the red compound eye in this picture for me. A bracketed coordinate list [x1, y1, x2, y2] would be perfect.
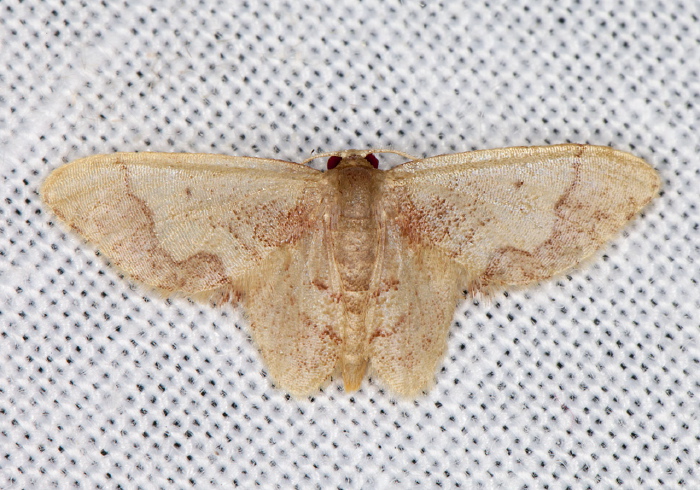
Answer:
[327, 156, 342, 169]
[365, 153, 379, 168]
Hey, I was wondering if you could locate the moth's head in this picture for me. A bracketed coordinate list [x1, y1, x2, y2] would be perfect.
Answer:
[301, 149, 416, 171]
[327, 153, 379, 170]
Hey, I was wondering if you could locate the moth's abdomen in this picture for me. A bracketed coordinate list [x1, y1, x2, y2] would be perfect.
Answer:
[327, 159, 385, 391]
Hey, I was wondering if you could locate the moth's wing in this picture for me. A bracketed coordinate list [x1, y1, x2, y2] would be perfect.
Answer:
[366, 219, 465, 395]
[242, 227, 345, 395]
[384, 144, 660, 292]
[367, 144, 660, 395]
[41, 152, 326, 294]
[43, 152, 342, 395]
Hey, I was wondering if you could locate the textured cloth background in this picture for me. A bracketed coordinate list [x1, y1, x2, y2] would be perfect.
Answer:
[1, 0, 697, 488]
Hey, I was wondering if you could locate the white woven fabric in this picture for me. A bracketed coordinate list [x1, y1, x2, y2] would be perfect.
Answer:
[1, 0, 697, 488]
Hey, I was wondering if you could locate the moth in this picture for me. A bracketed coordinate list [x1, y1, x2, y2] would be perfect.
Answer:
[41, 144, 660, 396]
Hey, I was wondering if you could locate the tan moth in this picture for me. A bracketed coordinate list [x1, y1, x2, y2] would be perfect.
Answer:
[41, 144, 660, 396]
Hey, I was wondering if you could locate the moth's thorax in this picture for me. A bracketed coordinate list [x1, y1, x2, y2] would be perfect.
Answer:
[327, 156, 384, 293]
[332, 157, 381, 217]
